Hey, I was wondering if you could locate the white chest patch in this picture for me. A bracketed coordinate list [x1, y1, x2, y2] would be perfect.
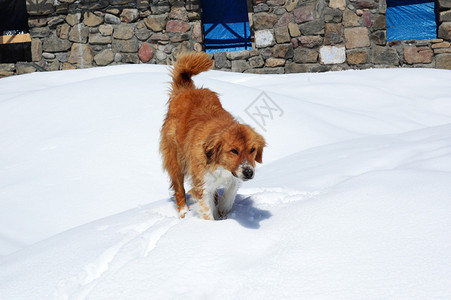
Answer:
[203, 167, 237, 192]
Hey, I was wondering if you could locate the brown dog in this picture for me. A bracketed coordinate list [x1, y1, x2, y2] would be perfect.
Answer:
[160, 52, 266, 220]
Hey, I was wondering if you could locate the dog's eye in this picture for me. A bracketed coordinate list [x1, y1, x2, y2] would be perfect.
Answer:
[250, 147, 255, 153]
[230, 149, 239, 155]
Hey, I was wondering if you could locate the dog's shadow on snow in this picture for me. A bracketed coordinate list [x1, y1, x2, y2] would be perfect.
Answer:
[228, 194, 272, 229]
[179, 193, 271, 229]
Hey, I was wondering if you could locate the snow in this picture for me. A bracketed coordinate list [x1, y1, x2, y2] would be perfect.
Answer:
[1, 65, 451, 299]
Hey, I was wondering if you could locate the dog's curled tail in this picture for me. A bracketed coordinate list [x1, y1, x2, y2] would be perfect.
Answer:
[170, 52, 213, 96]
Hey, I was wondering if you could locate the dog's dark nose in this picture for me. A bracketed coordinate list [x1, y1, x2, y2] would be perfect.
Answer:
[243, 168, 254, 179]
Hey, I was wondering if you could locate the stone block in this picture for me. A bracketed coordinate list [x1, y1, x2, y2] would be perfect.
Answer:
[194, 42, 203, 52]
[69, 25, 89, 43]
[439, 0, 451, 9]
[188, 11, 201, 21]
[255, 29, 275, 48]
[26, 0, 54, 16]
[288, 23, 301, 37]
[268, 0, 285, 5]
[273, 43, 294, 58]
[265, 58, 286, 67]
[285, 63, 306, 73]
[213, 52, 230, 69]
[275, 26, 291, 43]
[166, 20, 191, 33]
[299, 35, 323, 48]
[404, 47, 433, 64]
[30, 27, 50, 38]
[285, 0, 298, 12]
[68, 43, 93, 66]
[28, 18, 47, 28]
[299, 20, 325, 35]
[347, 49, 368, 64]
[440, 11, 451, 22]
[293, 6, 315, 23]
[324, 23, 343, 45]
[150, 33, 170, 42]
[121, 53, 140, 64]
[83, 12, 103, 27]
[320, 46, 346, 64]
[344, 27, 370, 49]
[293, 47, 318, 63]
[249, 56, 265, 68]
[434, 49, 451, 55]
[48, 16, 65, 28]
[169, 7, 189, 21]
[99, 24, 114, 36]
[144, 14, 168, 32]
[139, 43, 154, 63]
[356, 1, 377, 9]
[57, 24, 71, 39]
[436, 54, 451, 69]
[62, 62, 76, 70]
[121, 9, 139, 23]
[343, 9, 360, 27]
[192, 22, 203, 42]
[329, 0, 346, 10]
[373, 15, 387, 30]
[89, 33, 112, 44]
[105, 14, 121, 25]
[277, 13, 294, 27]
[31, 39, 42, 62]
[372, 46, 399, 65]
[253, 13, 278, 30]
[42, 33, 72, 52]
[254, 3, 270, 13]
[231, 60, 249, 72]
[362, 12, 371, 27]
[112, 37, 139, 53]
[226, 51, 250, 60]
[42, 52, 55, 59]
[16, 63, 36, 75]
[94, 49, 115, 66]
[432, 41, 451, 48]
[438, 22, 451, 40]
[135, 25, 151, 40]
[323, 7, 343, 23]
[113, 24, 135, 40]
[371, 30, 387, 46]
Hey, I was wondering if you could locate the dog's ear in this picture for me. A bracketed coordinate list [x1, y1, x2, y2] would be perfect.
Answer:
[204, 135, 223, 164]
[254, 133, 266, 164]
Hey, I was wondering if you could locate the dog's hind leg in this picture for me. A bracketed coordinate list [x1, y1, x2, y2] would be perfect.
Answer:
[161, 140, 187, 218]
[172, 172, 187, 218]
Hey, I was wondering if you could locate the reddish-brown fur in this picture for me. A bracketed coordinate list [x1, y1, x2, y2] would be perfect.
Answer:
[160, 52, 266, 219]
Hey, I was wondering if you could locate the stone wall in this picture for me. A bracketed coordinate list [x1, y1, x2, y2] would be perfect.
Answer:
[1, 0, 203, 76]
[0, 0, 450, 77]
[216, 0, 451, 73]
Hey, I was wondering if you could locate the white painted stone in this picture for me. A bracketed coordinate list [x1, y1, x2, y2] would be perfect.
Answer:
[320, 46, 346, 64]
[255, 29, 274, 48]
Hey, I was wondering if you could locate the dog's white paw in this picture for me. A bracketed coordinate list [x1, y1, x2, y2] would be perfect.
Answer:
[178, 205, 188, 218]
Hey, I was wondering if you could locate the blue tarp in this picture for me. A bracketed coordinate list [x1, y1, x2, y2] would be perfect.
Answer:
[201, 0, 252, 53]
[386, 0, 437, 41]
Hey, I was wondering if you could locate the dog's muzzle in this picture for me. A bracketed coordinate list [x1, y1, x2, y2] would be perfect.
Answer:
[242, 167, 254, 180]
[238, 163, 254, 181]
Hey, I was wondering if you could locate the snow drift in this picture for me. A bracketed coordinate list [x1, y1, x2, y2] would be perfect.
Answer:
[1, 65, 451, 299]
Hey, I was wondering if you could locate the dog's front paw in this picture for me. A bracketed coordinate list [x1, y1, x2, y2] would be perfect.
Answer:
[217, 210, 229, 220]
[178, 205, 188, 218]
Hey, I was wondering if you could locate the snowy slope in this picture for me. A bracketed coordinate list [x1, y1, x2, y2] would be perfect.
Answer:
[1, 65, 451, 299]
